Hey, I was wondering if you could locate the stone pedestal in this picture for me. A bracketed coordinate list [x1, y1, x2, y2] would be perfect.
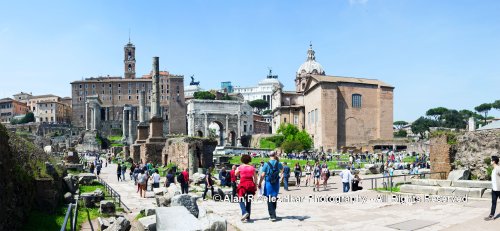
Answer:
[131, 144, 141, 163]
[136, 122, 149, 144]
[124, 146, 130, 159]
[147, 117, 166, 143]
[140, 143, 165, 164]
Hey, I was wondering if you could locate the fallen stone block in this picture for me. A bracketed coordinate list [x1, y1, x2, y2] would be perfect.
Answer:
[411, 179, 451, 187]
[451, 180, 492, 189]
[437, 187, 456, 196]
[453, 187, 485, 198]
[98, 217, 111, 230]
[447, 170, 470, 181]
[138, 215, 156, 231]
[104, 216, 130, 231]
[140, 207, 156, 216]
[78, 173, 97, 185]
[156, 207, 201, 231]
[400, 185, 439, 195]
[199, 213, 226, 231]
[99, 200, 116, 214]
[171, 194, 199, 218]
[153, 187, 166, 196]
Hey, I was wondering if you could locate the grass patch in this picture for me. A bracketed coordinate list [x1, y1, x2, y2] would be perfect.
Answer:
[23, 206, 67, 231]
[135, 212, 146, 220]
[373, 186, 401, 192]
[80, 181, 107, 196]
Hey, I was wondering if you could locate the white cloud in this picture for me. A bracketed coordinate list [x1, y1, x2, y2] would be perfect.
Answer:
[349, 0, 368, 5]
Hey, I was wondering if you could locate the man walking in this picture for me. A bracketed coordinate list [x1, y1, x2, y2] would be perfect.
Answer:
[339, 166, 353, 193]
[258, 152, 283, 221]
[282, 162, 290, 191]
[485, 155, 500, 221]
[116, 163, 122, 182]
[151, 169, 161, 189]
[202, 167, 214, 200]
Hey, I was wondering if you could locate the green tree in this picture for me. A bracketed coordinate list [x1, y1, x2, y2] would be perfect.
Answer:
[275, 123, 312, 152]
[193, 91, 216, 100]
[492, 100, 500, 111]
[393, 130, 408, 138]
[262, 109, 272, 115]
[426, 107, 448, 121]
[393, 121, 408, 130]
[248, 99, 269, 113]
[22, 112, 35, 123]
[441, 109, 466, 129]
[411, 116, 440, 138]
[475, 103, 492, 124]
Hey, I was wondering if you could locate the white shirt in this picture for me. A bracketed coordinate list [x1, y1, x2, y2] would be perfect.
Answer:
[492, 166, 500, 191]
[340, 169, 353, 183]
[152, 173, 161, 183]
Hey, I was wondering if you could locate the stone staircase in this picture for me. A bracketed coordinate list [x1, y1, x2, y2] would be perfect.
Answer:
[400, 179, 492, 199]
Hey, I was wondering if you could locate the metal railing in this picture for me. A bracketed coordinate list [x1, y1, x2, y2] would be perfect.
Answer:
[60, 195, 79, 231]
[365, 172, 446, 192]
[96, 175, 131, 212]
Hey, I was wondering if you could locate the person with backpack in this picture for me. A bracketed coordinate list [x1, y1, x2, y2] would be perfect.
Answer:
[165, 169, 175, 187]
[282, 162, 290, 191]
[313, 162, 321, 192]
[202, 167, 215, 200]
[258, 152, 283, 221]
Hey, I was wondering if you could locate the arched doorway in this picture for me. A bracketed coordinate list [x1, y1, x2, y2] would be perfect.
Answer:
[196, 130, 203, 137]
[229, 131, 236, 147]
[208, 121, 224, 146]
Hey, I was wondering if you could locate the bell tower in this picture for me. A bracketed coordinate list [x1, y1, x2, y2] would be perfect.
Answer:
[124, 39, 136, 79]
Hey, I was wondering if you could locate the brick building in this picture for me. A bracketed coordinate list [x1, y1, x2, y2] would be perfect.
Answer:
[272, 44, 394, 152]
[253, 113, 271, 134]
[0, 98, 28, 124]
[70, 41, 186, 136]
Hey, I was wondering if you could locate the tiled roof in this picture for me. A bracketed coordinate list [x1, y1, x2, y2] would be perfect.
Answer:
[310, 75, 394, 88]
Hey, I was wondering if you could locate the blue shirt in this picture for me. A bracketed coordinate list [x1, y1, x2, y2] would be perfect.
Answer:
[261, 160, 283, 197]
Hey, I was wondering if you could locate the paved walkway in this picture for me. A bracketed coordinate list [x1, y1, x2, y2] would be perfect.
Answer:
[97, 160, 156, 213]
[199, 176, 499, 231]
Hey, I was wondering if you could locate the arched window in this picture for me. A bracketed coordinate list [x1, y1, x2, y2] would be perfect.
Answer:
[352, 94, 362, 108]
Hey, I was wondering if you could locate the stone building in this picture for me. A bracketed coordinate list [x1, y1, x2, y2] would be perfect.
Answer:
[253, 113, 271, 134]
[35, 101, 71, 124]
[0, 98, 28, 124]
[187, 99, 253, 147]
[272, 44, 394, 152]
[70, 41, 187, 136]
[232, 70, 283, 111]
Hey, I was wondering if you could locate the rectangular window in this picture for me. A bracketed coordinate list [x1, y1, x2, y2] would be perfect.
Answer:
[118, 96, 121, 100]
[294, 115, 298, 125]
[352, 94, 362, 108]
[128, 95, 131, 100]
[315, 109, 318, 124]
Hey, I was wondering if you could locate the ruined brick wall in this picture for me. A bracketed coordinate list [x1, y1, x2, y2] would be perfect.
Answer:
[162, 137, 217, 172]
[430, 135, 452, 179]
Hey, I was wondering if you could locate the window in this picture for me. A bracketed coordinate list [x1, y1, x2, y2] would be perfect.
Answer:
[294, 115, 298, 125]
[118, 83, 121, 88]
[284, 118, 287, 123]
[128, 96, 131, 100]
[315, 109, 318, 123]
[308, 112, 311, 124]
[352, 94, 362, 108]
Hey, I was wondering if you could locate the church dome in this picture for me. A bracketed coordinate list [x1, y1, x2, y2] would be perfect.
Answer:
[297, 44, 325, 76]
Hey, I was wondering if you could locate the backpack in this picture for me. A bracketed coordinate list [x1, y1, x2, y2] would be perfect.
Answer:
[266, 161, 280, 184]
[177, 173, 185, 184]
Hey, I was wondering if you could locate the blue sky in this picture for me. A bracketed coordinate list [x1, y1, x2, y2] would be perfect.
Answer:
[1, 0, 499, 121]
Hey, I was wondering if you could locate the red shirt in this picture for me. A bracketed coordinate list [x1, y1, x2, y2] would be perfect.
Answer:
[230, 169, 236, 182]
[182, 171, 189, 182]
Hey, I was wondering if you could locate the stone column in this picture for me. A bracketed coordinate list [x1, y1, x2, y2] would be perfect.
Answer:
[139, 90, 146, 122]
[85, 102, 89, 130]
[129, 108, 134, 144]
[204, 113, 208, 138]
[122, 107, 128, 141]
[237, 113, 241, 146]
[188, 148, 195, 176]
[91, 107, 96, 131]
[225, 115, 229, 145]
[150, 57, 160, 118]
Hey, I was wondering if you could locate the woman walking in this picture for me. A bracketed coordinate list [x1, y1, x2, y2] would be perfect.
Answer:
[236, 154, 257, 222]
[304, 162, 312, 187]
[294, 163, 302, 187]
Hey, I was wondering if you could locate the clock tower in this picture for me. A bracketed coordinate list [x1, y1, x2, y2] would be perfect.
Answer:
[124, 41, 136, 79]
